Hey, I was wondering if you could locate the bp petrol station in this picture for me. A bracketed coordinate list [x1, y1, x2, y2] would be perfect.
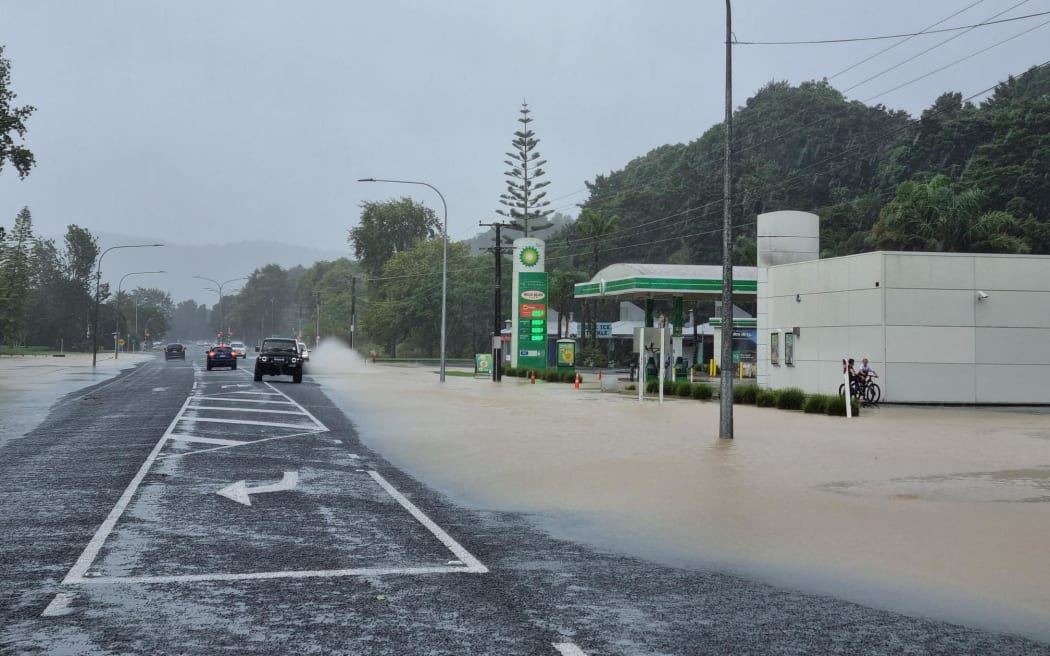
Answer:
[509, 235, 759, 378]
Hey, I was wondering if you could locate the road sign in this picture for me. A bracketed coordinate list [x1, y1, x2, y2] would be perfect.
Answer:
[119, 338, 126, 346]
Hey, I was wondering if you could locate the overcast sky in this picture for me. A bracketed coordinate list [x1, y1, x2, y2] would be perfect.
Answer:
[2, 0, 1048, 255]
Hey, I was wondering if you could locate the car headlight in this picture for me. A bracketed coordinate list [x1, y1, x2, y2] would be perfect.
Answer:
[260, 356, 268, 362]
[290, 357, 299, 364]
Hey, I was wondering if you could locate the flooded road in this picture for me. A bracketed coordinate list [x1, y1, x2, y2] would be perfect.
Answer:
[311, 340, 1050, 643]
[0, 353, 150, 449]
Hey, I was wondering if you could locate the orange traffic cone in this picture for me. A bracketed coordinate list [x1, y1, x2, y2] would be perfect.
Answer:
[530, 370, 536, 384]
[574, 372, 581, 389]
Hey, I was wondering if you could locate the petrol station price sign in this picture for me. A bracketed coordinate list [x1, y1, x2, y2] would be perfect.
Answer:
[516, 271, 548, 370]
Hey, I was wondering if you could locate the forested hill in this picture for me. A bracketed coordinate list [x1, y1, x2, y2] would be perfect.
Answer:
[567, 64, 1050, 269]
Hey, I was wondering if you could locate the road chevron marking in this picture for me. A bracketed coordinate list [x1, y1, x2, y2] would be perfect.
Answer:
[184, 417, 322, 430]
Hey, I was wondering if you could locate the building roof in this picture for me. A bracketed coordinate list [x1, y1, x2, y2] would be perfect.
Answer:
[574, 263, 759, 300]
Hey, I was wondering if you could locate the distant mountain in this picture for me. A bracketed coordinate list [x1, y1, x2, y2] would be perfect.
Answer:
[93, 233, 347, 305]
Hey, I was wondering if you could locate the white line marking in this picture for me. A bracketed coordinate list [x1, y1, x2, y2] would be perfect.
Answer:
[41, 592, 75, 617]
[151, 387, 168, 392]
[157, 430, 320, 459]
[230, 390, 283, 396]
[169, 435, 246, 447]
[553, 643, 588, 656]
[367, 470, 488, 574]
[62, 395, 194, 584]
[184, 417, 318, 430]
[261, 381, 327, 431]
[191, 397, 294, 405]
[74, 565, 473, 585]
[186, 406, 308, 416]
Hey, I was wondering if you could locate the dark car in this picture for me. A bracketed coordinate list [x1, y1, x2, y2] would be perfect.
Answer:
[254, 337, 303, 383]
[206, 344, 238, 371]
[164, 343, 185, 360]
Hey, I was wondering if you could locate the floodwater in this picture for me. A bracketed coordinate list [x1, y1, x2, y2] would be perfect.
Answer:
[311, 339, 1050, 643]
[0, 352, 150, 449]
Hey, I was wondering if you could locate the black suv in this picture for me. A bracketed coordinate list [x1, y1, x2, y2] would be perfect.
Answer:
[254, 337, 304, 383]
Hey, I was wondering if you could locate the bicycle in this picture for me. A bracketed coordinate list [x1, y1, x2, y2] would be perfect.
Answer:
[839, 375, 880, 406]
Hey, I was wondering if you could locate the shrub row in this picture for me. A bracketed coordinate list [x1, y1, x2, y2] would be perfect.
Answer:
[501, 366, 581, 384]
[644, 379, 714, 399]
[734, 385, 859, 416]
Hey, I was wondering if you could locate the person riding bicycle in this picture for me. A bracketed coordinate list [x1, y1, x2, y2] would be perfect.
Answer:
[857, 358, 878, 385]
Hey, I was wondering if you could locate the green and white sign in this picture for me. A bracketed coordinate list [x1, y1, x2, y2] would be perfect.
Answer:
[517, 270, 548, 371]
[511, 237, 547, 368]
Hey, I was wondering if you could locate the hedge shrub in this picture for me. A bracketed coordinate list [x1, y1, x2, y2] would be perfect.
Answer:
[733, 384, 759, 404]
[755, 389, 777, 407]
[803, 394, 829, 414]
[691, 384, 713, 400]
[824, 395, 861, 417]
[674, 381, 693, 397]
[775, 387, 807, 410]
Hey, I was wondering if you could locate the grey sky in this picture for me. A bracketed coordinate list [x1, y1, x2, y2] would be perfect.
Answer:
[2, 0, 1047, 255]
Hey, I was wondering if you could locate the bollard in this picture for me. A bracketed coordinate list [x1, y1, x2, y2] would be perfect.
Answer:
[689, 367, 694, 383]
[574, 372, 581, 389]
[738, 361, 743, 380]
[530, 370, 536, 384]
[598, 369, 603, 381]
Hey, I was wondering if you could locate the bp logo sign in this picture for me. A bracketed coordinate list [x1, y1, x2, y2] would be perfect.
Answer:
[519, 246, 540, 268]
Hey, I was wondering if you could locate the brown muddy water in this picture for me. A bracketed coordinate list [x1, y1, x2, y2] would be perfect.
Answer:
[319, 341, 1050, 642]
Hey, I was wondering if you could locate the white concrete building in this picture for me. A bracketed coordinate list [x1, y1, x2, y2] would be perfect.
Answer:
[757, 211, 1050, 403]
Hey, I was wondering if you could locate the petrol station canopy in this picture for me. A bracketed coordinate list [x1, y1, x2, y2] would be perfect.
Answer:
[573, 263, 758, 301]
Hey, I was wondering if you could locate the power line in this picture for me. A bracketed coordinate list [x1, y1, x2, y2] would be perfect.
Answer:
[842, 0, 1033, 93]
[828, 0, 987, 80]
[734, 9, 1046, 45]
[863, 17, 1050, 102]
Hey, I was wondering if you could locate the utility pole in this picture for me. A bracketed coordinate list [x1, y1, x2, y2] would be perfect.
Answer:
[719, 0, 735, 439]
[350, 277, 357, 351]
[480, 220, 512, 382]
[315, 292, 321, 348]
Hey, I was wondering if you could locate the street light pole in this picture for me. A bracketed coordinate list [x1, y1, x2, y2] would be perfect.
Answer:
[194, 275, 248, 343]
[358, 177, 448, 382]
[92, 243, 163, 367]
[114, 270, 164, 359]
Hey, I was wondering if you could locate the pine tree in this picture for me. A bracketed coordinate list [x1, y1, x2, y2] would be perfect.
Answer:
[497, 101, 553, 238]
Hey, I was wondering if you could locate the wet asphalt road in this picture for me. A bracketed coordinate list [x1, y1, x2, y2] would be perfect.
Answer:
[2, 354, 1049, 655]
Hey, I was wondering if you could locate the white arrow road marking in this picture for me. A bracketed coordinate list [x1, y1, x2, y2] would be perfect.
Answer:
[217, 471, 299, 506]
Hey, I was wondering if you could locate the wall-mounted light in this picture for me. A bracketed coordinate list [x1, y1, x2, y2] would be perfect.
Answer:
[977, 291, 989, 301]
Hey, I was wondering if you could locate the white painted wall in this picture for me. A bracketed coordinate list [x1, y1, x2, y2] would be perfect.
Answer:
[763, 251, 1050, 404]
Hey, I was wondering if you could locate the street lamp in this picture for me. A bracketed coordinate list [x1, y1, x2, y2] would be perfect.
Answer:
[193, 275, 248, 343]
[92, 243, 164, 367]
[114, 270, 164, 359]
[358, 177, 448, 382]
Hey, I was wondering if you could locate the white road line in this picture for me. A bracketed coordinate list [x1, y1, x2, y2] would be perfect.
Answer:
[367, 470, 488, 574]
[190, 397, 294, 405]
[41, 592, 75, 617]
[230, 390, 283, 396]
[62, 395, 194, 584]
[185, 417, 320, 430]
[157, 431, 321, 459]
[553, 643, 588, 656]
[169, 435, 246, 447]
[262, 381, 327, 431]
[76, 565, 474, 585]
[186, 406, 308, 416]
